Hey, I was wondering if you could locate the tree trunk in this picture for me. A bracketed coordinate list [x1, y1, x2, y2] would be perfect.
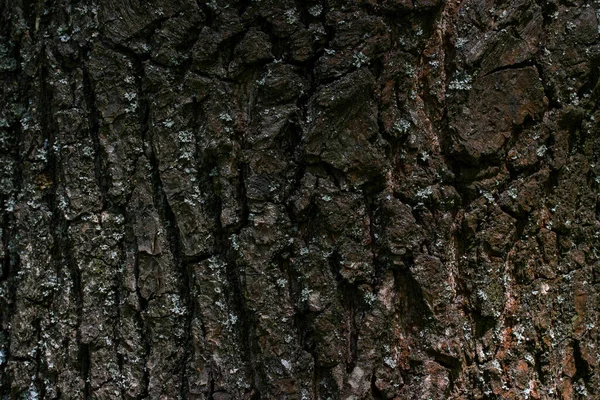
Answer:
[1, 0, 599, 398]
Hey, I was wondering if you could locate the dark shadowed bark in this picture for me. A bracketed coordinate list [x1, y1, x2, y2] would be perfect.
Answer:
[1, 0, 600, 398]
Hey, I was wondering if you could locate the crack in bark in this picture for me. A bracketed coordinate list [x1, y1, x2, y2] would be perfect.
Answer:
[81, 62, 108, 211]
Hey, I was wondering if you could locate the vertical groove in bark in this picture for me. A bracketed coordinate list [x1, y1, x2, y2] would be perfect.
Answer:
[82, 62, 106, 210]
[0, 39, 23, 400]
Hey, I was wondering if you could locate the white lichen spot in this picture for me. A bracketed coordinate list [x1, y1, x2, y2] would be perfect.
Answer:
[525, 353, 535, 365]
[281, 359, 292, 370]
[219, 112, 233, 122]
[277, 278, 287, 288]
[183, 197, 196, 206]
[124, 92, 137, 101]
[308, 4, 323, 16]
[393, 118, 411, 134]
[163, 119, 175, 128]
[5, 198, 15, 212]
[574, 381, 588, 396]
[178, 130, 194, 143]
[569, 91, 580, 106]
[508, 187, 518, 199]
[364, 292, 377, 305]
[477, 289, 488, 301]
[125, 102, 138, 113]
[256, 75, 267, 86]
[416, 186, 433, 200]
[27, 385, 39, 400]
[206, 0, 217, 10]
[321, 194, 332, 202]
[449, 74, 473, 91]
[456, 37, 468, 48]
[384, 356, 397, 369]
[536, 144, 547, 157]
[284, 9, 298, 24]
[513, 325, 526, 344]
[352, 52, 369, 68]
[300, 287, 312, 302]
[230, 234, 240, 251]
[208, 256, 225, 271]
[82, 146, 94, 157]
[483, 192, 494, 202]
[301, 389, 310, 400]
[586, 322, 595, 330]
[215, 300, 226, 310]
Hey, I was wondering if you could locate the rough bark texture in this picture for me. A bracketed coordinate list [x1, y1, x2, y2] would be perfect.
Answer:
[1, 0, 600, 398]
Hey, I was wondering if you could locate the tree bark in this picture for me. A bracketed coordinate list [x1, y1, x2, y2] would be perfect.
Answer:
[1, 0, 599, 398]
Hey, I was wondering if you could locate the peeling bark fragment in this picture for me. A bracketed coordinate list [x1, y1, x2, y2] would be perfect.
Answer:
[449, 67, 547, 163]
